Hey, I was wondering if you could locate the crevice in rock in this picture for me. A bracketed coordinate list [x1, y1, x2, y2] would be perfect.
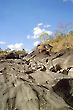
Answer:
[31, 87, 41, 110]
[52, 79, 73, 108]
[6, 96, 16, 110]
[50, 64, 62, 73]
[52, 52, 64, 60]
[59, 67, 73, 75]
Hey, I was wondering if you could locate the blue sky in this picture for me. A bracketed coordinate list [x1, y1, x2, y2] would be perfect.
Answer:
[0, 0, 73, 51]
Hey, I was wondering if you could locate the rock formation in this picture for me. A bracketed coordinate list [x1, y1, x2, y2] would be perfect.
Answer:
[0, 46, 73, 110]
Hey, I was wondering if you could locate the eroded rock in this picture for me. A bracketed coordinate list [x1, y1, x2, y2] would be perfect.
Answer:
[0, 49, 73, 110]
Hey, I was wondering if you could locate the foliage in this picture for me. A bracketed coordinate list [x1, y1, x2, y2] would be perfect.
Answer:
[0, 50, 8, 55]
[55, 23, 73, 37]
[0, 49, 27, 56]
[39, 32, 51, 44]
[14, 50, 27, 55]
[68, 31, 73, 35]
[48, 30, 73, 52]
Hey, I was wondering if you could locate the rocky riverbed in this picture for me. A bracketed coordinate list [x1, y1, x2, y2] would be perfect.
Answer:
[0, 48, 73, 110]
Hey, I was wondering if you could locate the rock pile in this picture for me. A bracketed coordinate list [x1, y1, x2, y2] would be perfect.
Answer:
[0, 48, 73, 110]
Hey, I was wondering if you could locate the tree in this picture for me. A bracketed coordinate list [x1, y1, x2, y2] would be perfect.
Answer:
[68, 30, 73, 35]
[39, 32, 51, 44]
[55, 23, 73, 37]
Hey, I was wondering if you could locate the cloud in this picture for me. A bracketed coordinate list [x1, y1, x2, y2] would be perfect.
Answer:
[33, 41, 40, 47]
[33, 27, 43, 39]
[63, 0, 73, 3]
[38, 23, 43, 26]
[7, 43, 24, 50]
[32, 24, 52, 39]
[27, 23, 52, 49]
[27, 23, 52, 40]
[0, 41, 6, 45]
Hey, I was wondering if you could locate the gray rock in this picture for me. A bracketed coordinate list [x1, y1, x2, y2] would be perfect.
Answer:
[5, 52, 19, 59]
[0, 49, 73, 110]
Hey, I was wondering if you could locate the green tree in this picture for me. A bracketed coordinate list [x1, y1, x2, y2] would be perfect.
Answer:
[39, 32, 51, 44]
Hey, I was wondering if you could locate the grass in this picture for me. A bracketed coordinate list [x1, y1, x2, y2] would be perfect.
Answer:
[47, 33, 73, 52]
[38, 31, 73, 53]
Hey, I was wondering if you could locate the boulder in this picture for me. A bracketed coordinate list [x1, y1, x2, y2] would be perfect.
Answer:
[5, 52, 19, 59]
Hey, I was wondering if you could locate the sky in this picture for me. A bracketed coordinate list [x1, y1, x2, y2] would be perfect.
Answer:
[0, 0, 73, 51]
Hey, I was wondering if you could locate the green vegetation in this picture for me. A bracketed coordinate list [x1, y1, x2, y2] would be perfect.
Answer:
[0, 50, 8, 55]
[0, 49, 27, 56]
[39, 32, 50, 43]
[37, 23, 73, 52]
[0, 23, 73, 54]
[48, 30, 73, 52]
[13, 49, 27, 55]
[38, 29, 73, 53]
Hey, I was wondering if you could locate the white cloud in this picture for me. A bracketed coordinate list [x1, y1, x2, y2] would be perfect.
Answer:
[0, 41, 6, 45]
[26, 23, 52, 43]
[33, 41, 40, 47]
[25, 48, 32, 53]
[7, 43, 24, 50]
[44, 30, 53, 35]
[33, 27, 43, 39]
[33, 25, 52, 39]
[63, 0, 73, 3]
[38, 23, 43, 26]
